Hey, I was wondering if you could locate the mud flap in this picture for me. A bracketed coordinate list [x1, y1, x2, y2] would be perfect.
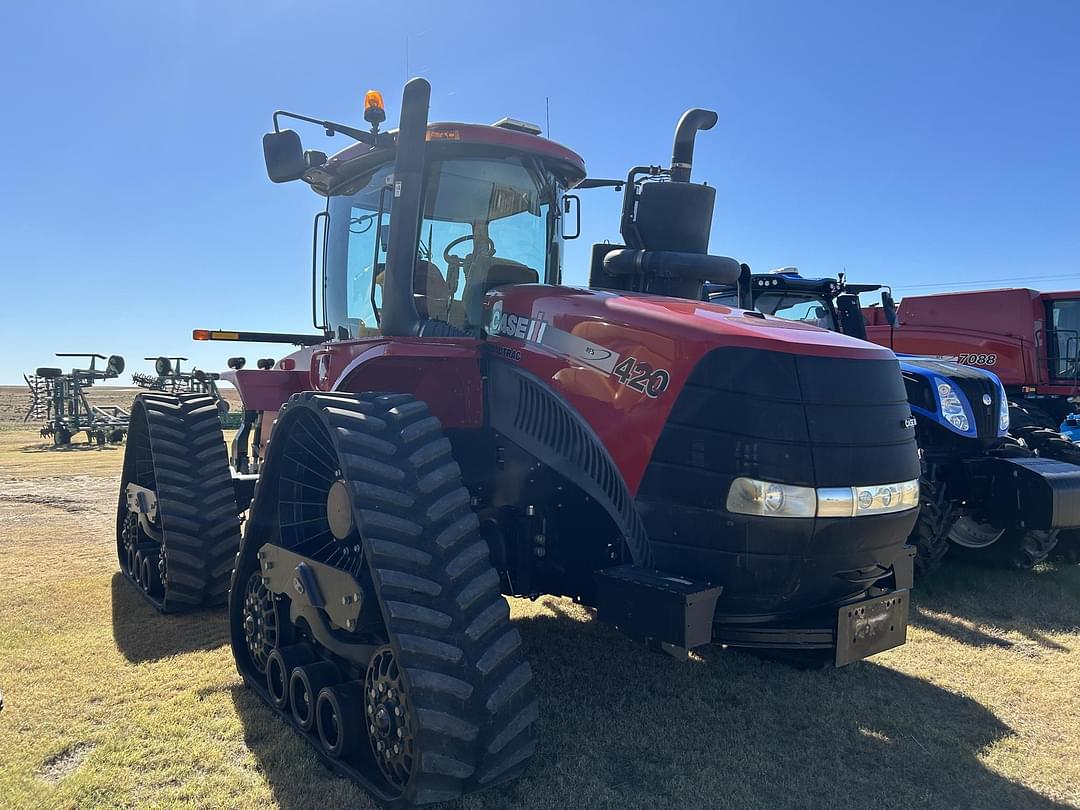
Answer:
[834, 590, 909, 667]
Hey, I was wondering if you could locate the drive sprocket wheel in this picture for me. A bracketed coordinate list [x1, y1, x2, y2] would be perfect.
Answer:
[115, 393, 242, 611]
[229, 392, 538, 806]
[241, 570, 279, 673]
[365, 645, 417, 790]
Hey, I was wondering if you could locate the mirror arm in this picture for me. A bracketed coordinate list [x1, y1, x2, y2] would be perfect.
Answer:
[272, 110, 384, 146]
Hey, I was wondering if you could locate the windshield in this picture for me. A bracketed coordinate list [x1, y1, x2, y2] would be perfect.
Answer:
[754, 291, 838, 331]
[1049, 298, 1080, 380]
[324, 153, 563, 339]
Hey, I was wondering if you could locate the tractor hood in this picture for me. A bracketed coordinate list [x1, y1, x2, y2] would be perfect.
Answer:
[895, 355, 1008, 439]
[484, 284, 895, 365]
[482, 284, 912, 495]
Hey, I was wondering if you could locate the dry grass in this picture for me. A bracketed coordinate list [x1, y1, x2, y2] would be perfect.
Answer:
[0, 427, 1078, 809]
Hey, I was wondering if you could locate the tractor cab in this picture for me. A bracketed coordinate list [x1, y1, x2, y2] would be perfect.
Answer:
[263, 90, 586, 341]
[706, 268, 892, 338]
[322, 128, 582, 339]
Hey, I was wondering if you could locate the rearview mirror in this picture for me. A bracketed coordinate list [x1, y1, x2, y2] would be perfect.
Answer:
[882, 290, 898, 327]
[560, 194, 581, 239]
[262, 129, 307, 183]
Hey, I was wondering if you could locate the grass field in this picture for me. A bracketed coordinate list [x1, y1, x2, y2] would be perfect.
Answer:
[1, 422, 1078, 809]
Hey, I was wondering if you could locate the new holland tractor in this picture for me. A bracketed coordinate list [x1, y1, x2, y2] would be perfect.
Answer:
[116, 79, 924, 806]
[861, 286, 1080, 460]
[708, 269, 1080, 572]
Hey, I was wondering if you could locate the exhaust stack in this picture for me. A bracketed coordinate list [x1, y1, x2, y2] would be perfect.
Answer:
[380, 77, 431, 338]
[670, 108, 718, 183]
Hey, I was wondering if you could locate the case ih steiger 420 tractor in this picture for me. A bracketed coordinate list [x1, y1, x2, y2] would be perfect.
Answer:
[708, 270, 1080, 571]
[117, 79, 924, 806]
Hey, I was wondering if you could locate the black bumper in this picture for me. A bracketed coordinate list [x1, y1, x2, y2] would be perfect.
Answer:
[640, 507, 919, 617]
[594, 546, 914, 666]
[963, 455, 1080, 530]
[711, 545, 913, 665]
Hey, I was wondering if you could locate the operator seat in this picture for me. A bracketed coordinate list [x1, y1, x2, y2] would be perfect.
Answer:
[376, 261, 452, 322]
[413, 260, 451, 320]
[463, 261, 538, 329]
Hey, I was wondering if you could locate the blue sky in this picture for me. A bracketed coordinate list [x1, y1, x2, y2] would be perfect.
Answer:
[1, 1, 1077, 383]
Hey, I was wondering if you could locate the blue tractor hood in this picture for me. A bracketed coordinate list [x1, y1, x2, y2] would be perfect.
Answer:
[896, 355, 1009, 439]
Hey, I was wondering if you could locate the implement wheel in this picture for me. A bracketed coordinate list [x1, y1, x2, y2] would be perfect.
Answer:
[229, 392, 537, 806]
[115, 393, 241, 612]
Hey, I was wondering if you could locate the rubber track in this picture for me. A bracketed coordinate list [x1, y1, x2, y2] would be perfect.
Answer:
[250, 392, 537, 805]
[117, 393, 241, 611]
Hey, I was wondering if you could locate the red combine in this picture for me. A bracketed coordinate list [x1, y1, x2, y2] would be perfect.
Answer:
[865, 287, 1080, 460]
[116, 79, 923, 806]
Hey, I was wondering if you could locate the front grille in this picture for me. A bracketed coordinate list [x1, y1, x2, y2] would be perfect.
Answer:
[639, 347, 920, 502]
[903, 357, 1000, 439]
[952, 375, 1000, 438]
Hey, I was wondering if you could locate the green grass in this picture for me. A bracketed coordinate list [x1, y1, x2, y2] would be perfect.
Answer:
[0, 428, 1078, 809]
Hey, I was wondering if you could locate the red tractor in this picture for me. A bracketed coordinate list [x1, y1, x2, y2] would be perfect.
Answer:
[864, 287, 1080, 462]
[117, 79, 922, 806]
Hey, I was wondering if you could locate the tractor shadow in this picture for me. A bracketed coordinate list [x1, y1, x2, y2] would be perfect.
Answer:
[229, 596, 1069, 810]
[230, 685, 380, 810]
[110, 573, 229, 664]
[912, 560, 1080, 653]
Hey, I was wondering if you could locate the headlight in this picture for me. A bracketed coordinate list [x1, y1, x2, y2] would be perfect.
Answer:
[725, 478, 816, 517]
[728, 477, 920, 518]
[998, 383, 1009, 433]
[935, 379, 970, 432]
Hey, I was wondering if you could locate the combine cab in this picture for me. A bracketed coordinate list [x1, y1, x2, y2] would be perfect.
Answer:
[24, 353, 128, 446]
[116, 80, 924, 805]
[709, 270, 1080, 571]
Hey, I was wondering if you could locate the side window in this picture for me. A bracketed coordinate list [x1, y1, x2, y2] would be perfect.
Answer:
[766, 297, 836, 330]
[1051, 300, 1080, 378]
[487, 204, 548, 276]
[345, 207, 382, 328]
[325, 165, 395, 339]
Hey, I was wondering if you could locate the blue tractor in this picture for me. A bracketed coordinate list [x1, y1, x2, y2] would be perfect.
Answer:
[708, 269, 1080, 573]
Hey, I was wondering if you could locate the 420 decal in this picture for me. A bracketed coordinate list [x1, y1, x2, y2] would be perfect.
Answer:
[612, 356, 670, 398]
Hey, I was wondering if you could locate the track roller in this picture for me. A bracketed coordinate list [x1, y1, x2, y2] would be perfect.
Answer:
[317, 681, 366, 760]
[266, 644, 316, 710]
[290, 661, 341, 731]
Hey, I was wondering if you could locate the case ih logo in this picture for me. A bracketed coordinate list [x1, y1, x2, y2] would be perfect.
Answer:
[489, 301, 548, 343]
[486, 301, 671, 399]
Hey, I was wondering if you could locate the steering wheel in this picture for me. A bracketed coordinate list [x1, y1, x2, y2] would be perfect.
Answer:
[443, 234, 496, 299]
[443, 234, 495, 267]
